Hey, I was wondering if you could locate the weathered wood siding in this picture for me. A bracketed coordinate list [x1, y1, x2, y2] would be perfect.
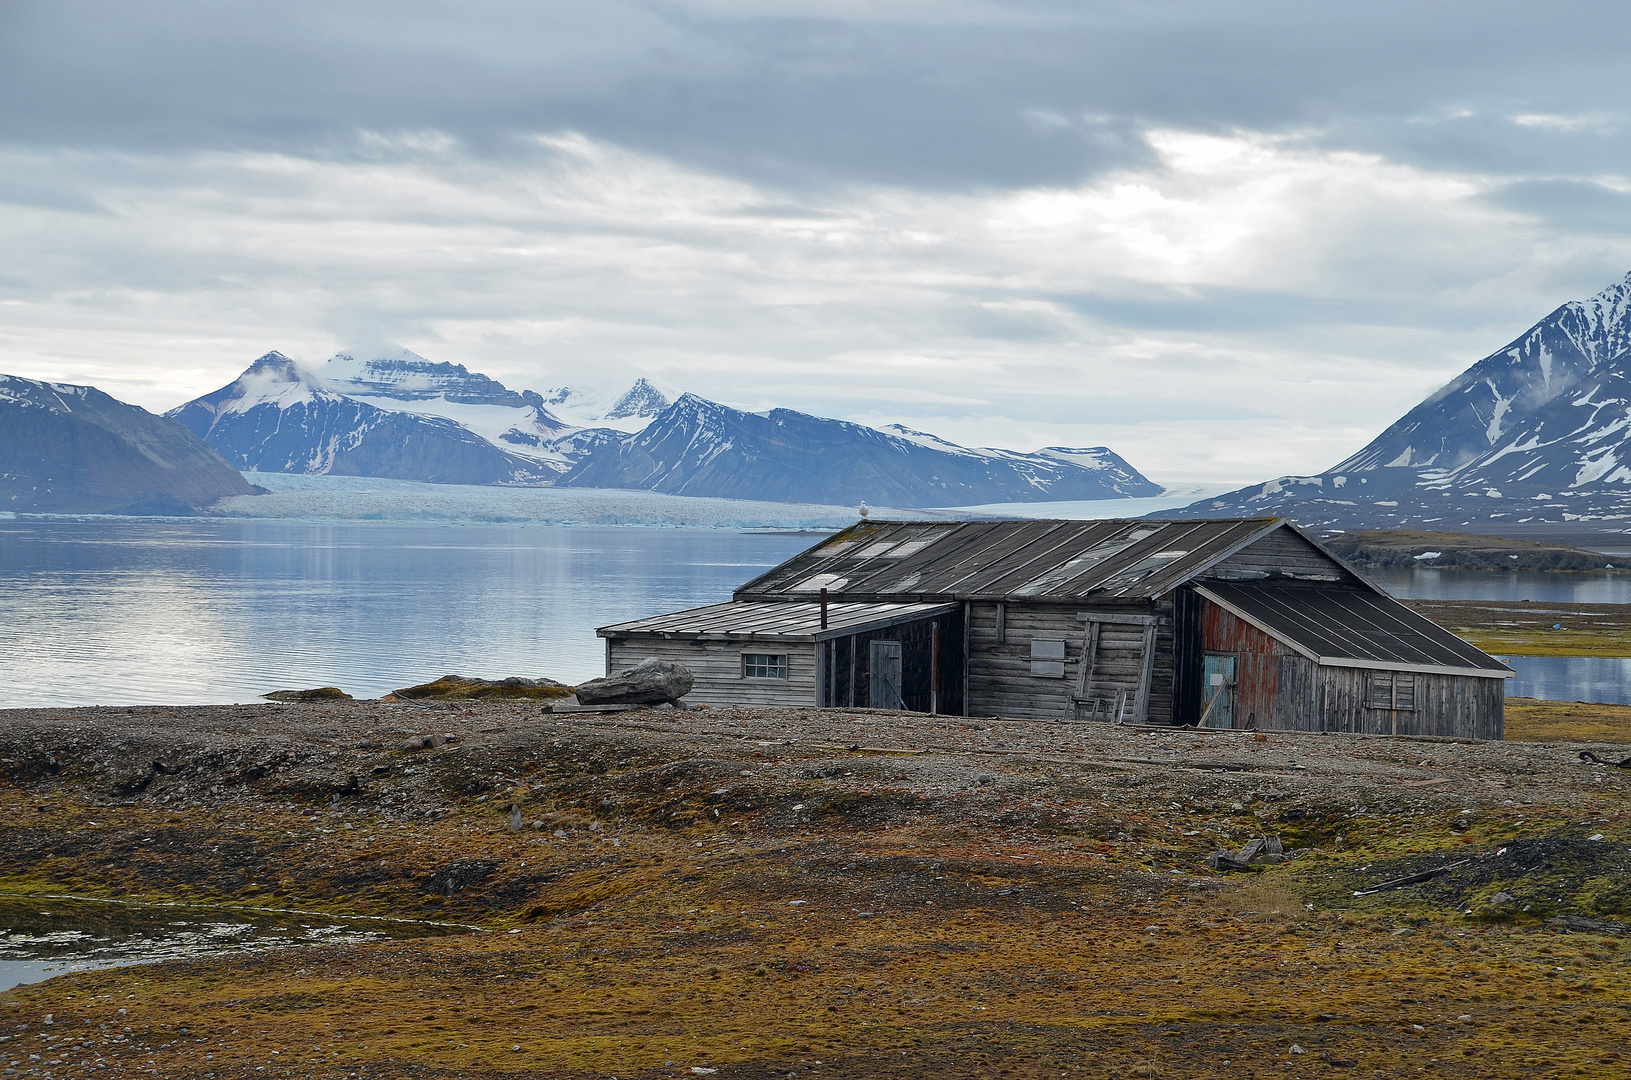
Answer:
[965, 600, 1174, 722]
[1207, 529, 1355, 584]
[823, 610, 965, 714]
[1298, 666, 1504, 740]
[606, 636, 817, 707]
[1192, 595, 1503, 738]
[1201, 598, 1287, 729]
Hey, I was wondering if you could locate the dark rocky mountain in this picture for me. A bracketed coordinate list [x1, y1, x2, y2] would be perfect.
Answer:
[557, 393, 1161, 506]
[320, 350, 566, 422]
[0, 375, 256, 514]
[1172, 271, 1631, 531]
[169, 351, 1160, 505]
[168, 352, 555, 485]
[603, 377, 670, 420]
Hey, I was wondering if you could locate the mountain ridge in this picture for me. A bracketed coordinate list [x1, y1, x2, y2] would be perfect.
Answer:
[167, 353, 1162, 507]
[558, 393, 1161, 506]
[1, 374, 257, 513]
[1170, 271, 1631, 531]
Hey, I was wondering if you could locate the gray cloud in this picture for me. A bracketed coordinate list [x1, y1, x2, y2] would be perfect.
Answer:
[5, 1, 1631, 488]
[1486, 179, 1631, 234]
[4, 1, 1630, 189]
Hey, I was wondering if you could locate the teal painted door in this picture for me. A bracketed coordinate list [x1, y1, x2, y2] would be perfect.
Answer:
[1201, 653, 1236, 729]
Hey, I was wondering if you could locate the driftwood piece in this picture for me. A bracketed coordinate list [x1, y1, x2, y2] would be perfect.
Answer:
[1547, 915, 1629, 934]
[1352, 859, 1469, 897]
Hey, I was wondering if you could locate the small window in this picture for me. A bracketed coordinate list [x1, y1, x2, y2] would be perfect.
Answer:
[742, 653, 789, 680]
[1367, 671, 1416, 711]
[1031, 637, 1067, 678]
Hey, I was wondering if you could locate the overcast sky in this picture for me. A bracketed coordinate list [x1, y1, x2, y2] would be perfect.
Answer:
[4, 1, 1631, 489]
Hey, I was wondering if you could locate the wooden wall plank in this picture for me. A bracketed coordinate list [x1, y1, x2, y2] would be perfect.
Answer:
[608, 636, 817, 707]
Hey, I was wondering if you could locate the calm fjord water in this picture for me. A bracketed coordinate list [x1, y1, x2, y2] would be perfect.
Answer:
[0, 520, 811, 707]
[3, 521, 1630, 707]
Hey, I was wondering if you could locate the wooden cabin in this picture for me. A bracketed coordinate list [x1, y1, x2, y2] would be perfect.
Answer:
[597, 518, 1512, 738]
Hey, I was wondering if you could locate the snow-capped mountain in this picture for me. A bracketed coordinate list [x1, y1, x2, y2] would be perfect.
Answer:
[168, 352, 558, 485]
[171, 350, 1160, 504]
[1, 374, 255, 513]
[559, 394, 1161, 507]
[316, 350, 572, 469]
[1171, 270, 1631, 530]
[543, 377, 675, 431]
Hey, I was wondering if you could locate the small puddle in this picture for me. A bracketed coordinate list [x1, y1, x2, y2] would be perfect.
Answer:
[0, 894, 477, 991]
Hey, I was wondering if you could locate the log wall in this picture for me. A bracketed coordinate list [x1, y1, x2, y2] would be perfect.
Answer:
[965, 600, 1174, 723]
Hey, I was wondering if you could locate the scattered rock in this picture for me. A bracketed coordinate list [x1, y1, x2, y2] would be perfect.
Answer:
[1489, 890, 1517, 906]
[975, 773, 994, 785]
[1206, 835, 1286, 871]
[574, 658, 695, 706]
[262, 687, 353, 703]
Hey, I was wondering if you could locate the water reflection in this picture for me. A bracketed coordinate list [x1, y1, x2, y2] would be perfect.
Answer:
[0, 521, 812, 708]
[1502, 656, 1631, 707]
[1365, 567, 1631, 604]
[0, 895, 466, 990]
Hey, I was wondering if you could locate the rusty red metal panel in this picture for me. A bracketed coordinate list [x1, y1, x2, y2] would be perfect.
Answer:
[1201, 600, 1286, 729]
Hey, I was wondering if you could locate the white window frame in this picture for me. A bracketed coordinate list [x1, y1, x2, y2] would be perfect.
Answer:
[741, 652, 790, 680]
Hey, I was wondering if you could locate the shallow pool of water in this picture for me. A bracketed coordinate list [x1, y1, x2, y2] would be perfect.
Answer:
[0, 895, 469, 991]
[1364, 566, 1631, 604]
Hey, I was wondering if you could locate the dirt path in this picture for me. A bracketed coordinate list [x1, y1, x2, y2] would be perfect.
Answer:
[2, 701, 1629, 1079]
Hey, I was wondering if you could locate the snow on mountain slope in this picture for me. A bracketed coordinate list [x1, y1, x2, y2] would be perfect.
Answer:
[169, 352, 556, 484]
[1171, 270, 1631, 530]
[560, 394, 1161, 507]
[170, 351, 1159, 504]
[542, 376, 676, 432]
[319, 350, 572, 467]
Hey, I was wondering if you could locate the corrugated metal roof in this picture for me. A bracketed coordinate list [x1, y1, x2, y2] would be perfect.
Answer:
[1196, 582, 1512, 678]
[598, 599, 957, 642]
[734, 518, 1285, 602]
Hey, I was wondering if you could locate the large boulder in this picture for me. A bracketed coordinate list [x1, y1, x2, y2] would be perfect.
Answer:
[575, 658, 694, 706]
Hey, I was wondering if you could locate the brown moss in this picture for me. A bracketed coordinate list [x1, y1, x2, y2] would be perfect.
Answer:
[392, 675, 576, 701]
[1505, 697, 1631, 744]
[261, 687, 353, 702]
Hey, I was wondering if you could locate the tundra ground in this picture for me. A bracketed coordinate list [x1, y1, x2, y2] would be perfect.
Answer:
[2, 699, 1629, 1079]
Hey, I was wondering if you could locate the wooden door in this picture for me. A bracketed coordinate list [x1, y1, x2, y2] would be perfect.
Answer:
[869, 640, 903, 710]
[1072, 613, 1157, 722]
[1201, 653, 1236, 728]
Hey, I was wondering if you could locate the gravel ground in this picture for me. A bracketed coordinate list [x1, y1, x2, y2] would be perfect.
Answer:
[1, 699, 1619, 822]
[3, 701, 1631, 1080]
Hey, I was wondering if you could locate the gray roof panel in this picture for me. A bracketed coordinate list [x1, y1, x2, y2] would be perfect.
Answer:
[734, 518, 1285, 602]
[1196, 582, 1511, 677]
[598, 599, 958, 642]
